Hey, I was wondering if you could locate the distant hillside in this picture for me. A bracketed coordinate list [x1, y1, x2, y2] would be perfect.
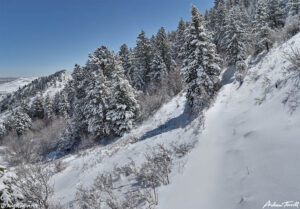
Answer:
[0, 70, 72, 113]
[0, 77, 37, 101]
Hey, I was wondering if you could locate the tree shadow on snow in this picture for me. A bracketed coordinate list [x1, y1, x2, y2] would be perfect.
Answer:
[139, 103, 197, 141]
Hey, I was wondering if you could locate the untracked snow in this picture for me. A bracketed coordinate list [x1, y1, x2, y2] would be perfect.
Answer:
[158, 32, 300, 209]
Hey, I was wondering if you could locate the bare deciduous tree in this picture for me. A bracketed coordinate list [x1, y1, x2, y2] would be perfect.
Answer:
[14, 164, 56, 209]
[135, 144, 172, 206]
[4, 134, 38, 166]
[285, 46, 300, 73]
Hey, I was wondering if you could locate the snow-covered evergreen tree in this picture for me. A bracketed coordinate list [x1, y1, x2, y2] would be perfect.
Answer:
[267, 0, 286, 28]
[70, 64, 89, 136]
[52, 92, 61, 116]
[253, 0, 272, 53]
[0, 168, 26, 208]
[106, 78, 140, 136]
[182, 5, 221, 108]
[12, 110, 32, 136]
[82, 46, 140, 138]
[224, 7, 247, 83]
[149, 52, 168, 83]
[154, 27, 173, 72]
[175, 18, 187, 60]
[58, 92, 69, 118]
[119, 44, 134, 82]
[31, 95, 44, 119]
[84, 74, 110, 137]
[289, 0, 300, 16]
[44, 94, 53, 120]
[148, 27, 174, 83]
[20, 99, 31, 116]
[214, 0, 227, 52]
[133, 30, 153, 90]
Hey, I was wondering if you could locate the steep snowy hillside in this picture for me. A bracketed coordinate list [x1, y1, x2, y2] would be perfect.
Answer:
[43, 33, 300, 209]
[50, 92, 200, 207]
[158, 33, 300, 209]
[0, 77, 36, 101]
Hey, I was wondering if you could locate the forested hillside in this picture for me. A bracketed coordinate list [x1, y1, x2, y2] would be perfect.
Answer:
[0, 0, 300, 208]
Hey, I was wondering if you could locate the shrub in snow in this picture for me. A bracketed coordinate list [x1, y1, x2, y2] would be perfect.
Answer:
[285, 46, 300, 72]
[134, 144, 173, 207]
[76, 173, 128, 209]
[171, 141, 195, 158]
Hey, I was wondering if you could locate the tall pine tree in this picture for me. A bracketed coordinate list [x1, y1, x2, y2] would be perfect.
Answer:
[253, 0, 272, 54]
[223, 6, 247, 83]
[182, 5, 221, 108]
[133, 30, 153, 90]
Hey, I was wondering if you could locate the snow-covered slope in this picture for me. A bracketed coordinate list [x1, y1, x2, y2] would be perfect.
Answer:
[2, 33, 297, 209]
[0, 77, 36, 100]
[158, 33, 300, 209]
[48, 33, 300, 208]
[50, 92, 199, 207]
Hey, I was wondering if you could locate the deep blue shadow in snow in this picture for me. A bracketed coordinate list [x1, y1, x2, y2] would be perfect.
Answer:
[139, 102, 197, 141]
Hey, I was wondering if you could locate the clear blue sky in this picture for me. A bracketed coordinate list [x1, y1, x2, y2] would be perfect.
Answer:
[0, 0, 213, 77]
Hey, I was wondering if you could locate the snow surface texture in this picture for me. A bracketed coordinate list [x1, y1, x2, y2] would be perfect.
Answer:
[50, 92, 202, 207]
[158, 33, 300, 209]
[0, 77, 36, 101]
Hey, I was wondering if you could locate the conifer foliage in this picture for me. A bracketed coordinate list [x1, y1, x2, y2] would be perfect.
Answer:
[289, 0, 300, 16]
[252, 1, 272, 54]
[71, 46, 140, 139]
[182, 5, 221, 109]
[11, 110, 32, 136]
[223, 6, 248, 83]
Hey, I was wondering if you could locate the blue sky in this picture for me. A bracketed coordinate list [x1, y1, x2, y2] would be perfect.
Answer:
[0, 0, 213, 77]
